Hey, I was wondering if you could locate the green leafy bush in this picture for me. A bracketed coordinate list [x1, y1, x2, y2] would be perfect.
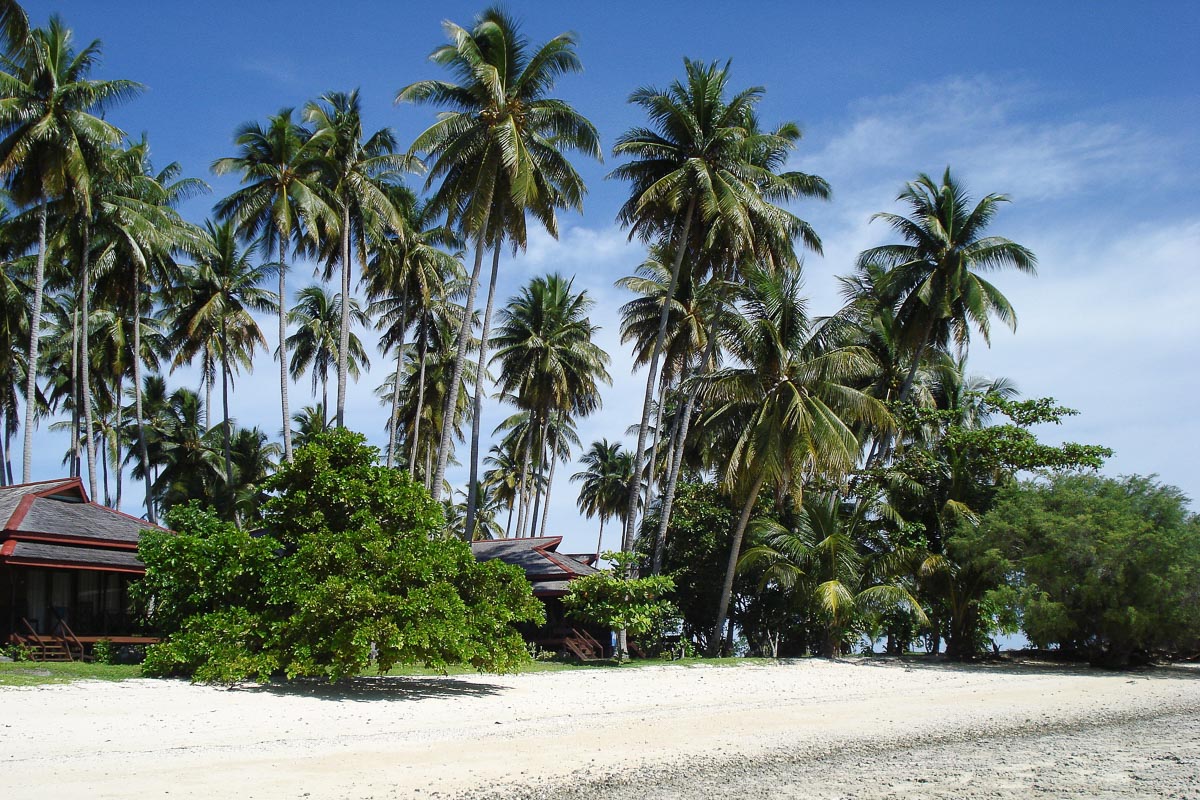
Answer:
[91, 638, 115, 665]
[139, 430, 543, 682]
[563, 551, 676, 639]
[979, 473, 1200, 665]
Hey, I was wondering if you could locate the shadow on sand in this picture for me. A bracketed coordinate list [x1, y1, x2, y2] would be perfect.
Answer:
[231, 675, 508, 702]
[836, 654, 1200, 682]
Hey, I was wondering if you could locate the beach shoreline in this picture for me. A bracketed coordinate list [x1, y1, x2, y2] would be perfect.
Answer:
[3, 658, 1197, 799]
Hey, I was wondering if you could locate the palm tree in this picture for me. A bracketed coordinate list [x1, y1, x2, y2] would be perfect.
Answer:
[491, 274, 610, 540]
[149, 386, 223, 514]
[291, 403, 332, 449]
[286, 284, 369, 413]
[609, 58, 829, 553]
[740, 493, 927, 657]
[398, 6, 600, 507]
[303, 89, 407, 428]
[212, 109, 335, 462]
[0, 210, 30, 484]
[699, 267, 888, 653]
[172, 219, 276, 487]
[0, 1, 27, 54]
[377, 301, 479, 491]
[90, 139, 204, 521]
[482, 442, 521, 536]
[226, 425, 280, 525]
[0, 17, 140, 483]
[858, 169, 1036, 406]
[572, 439, 635, 559]
[365, 191, 462, 468]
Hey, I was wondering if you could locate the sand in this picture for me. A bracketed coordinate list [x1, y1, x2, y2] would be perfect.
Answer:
[2, 659, 1197, 799]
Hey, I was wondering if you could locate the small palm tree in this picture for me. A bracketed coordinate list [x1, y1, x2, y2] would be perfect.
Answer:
[291, 403, 331, 449]
[740, 493, 927, 657]
[171, 219, 276, 485]
[286, 284, 370, 413]
[482, 442, 521, 536]
[572, 439, 636, 559]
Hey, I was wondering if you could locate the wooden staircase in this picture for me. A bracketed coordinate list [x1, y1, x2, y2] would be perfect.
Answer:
[9, 617, 86, 662]
[562, 627, 606, 662]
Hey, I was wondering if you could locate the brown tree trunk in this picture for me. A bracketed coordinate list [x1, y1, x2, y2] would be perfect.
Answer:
[621, 197, 696, 552]
[21, 203, 48, 484]
[80, 225, 97, 499]
[432, 228, 487, 501]
[465, 242, 502, 539]
[278, 237, 293, 462]
[709, 471, 766, 656]
[386, 288, 409, 470]
[335, 202, 352, 428]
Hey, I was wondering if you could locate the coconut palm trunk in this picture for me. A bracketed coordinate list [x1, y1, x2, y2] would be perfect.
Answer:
[70, 307, 79, 478]
[622, 197, 695, 551]
[409, 331, 428, 475]
[432, 230, 487, 501]
[465, 242, 502, 539]
[651, 398, 686, 574]
[709, 470, 766, 656]
[80, 226, 98, 499]
[867, 318, 935, 469]
[278, 237, 293, 461]
[335, 203, 352, 428]
[386, 289, 409, 470]
[220, 318, 233, 485]
[100, 431, 110, 506]
[514, 420, 534, 538]
[113, 376, 123, 510]
[131, 268, 155, 522]
[594, 517, 605, 561]
[528, 412, 551, 537]
[538, 412, 562, 538]
[652, 328, 720, 574]
[642, 379, 667, 519]
[21, 204, 48, 483]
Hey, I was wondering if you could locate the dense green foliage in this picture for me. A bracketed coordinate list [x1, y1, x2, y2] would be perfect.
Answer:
[978, 473, 1200, 664]
[563, 552, 676, 641]
[5, 5, 1191, 674]
[138, 431, 543, 682]
[639, 482, 747, 652]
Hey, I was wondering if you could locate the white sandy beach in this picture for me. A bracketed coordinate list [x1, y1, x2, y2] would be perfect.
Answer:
[2, 659, 1198, 799]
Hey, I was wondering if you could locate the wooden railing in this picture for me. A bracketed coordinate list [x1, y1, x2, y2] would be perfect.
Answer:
[49, 610, 86, 662]
[562, 627, 606, 662]
[11, 617, 81, 662]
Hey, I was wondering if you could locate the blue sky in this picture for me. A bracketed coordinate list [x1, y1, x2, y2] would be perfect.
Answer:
[26, 1, 1200, 546]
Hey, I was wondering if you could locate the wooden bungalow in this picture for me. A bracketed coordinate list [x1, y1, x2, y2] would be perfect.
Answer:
[0, 478, 163, 661]
[471, 536, 610, 660]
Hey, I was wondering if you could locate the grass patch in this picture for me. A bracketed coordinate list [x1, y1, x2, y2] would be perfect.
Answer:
[0, 661, 142, 687]
[376, 655, 777, 677]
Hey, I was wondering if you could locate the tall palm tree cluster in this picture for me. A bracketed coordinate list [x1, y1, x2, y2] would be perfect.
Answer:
[592, 62, 1036, 657]
[0, 2, 1042, 659]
